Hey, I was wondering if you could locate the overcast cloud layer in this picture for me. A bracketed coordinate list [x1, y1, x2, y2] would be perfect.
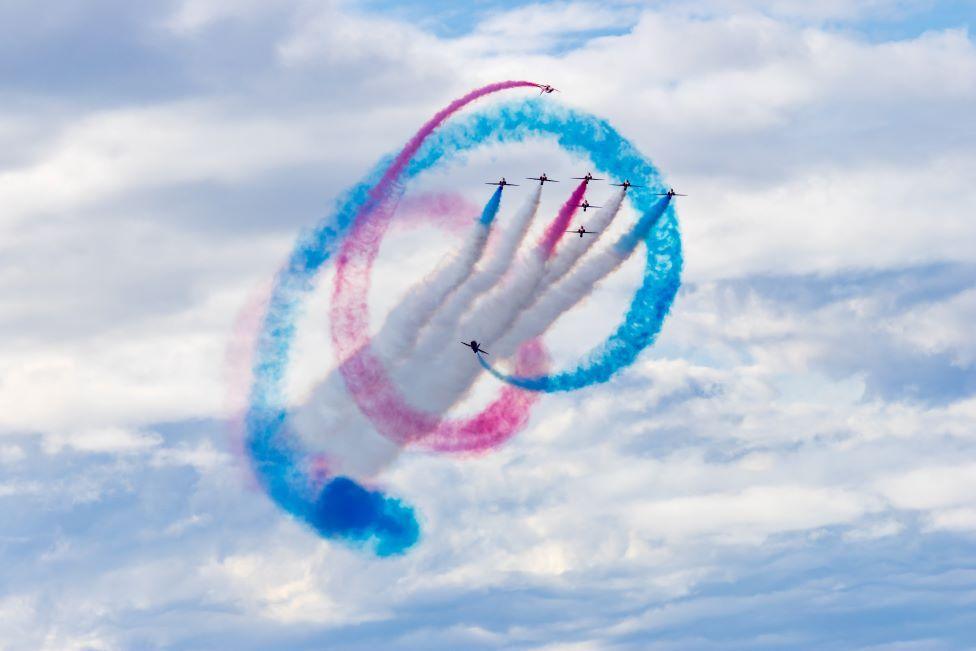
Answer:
[2, 0, 975, 649]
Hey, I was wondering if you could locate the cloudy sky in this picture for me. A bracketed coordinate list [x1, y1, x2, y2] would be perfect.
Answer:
[2, 0, 976, 648]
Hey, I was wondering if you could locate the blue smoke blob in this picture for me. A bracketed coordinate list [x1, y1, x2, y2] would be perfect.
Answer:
[309, 477, 420, 557]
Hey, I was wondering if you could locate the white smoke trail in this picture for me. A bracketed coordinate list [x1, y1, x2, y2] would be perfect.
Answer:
[409, 184, 542, 363]
[493, 242, 631, 357]
[371, 216, 493, 362]
[289, 369, 401, 478]
[290, 189, 520, 477]
[540, 188, 625, 288]
[291, 185, 657, 480]
[401, 198, 656, 414]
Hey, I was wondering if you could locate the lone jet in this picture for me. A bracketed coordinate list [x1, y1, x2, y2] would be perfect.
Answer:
[486, 177, 519, 187]
[655, 187, 687, 197]
[539, 84, 559, 94]
[611, 179, 642, 192]
[579, 199, 601, 212]
[567, 226, 598, 238]
[527, 172, 559, 185]
[572, 172, 603, 182]
[461, 340, 489, 355]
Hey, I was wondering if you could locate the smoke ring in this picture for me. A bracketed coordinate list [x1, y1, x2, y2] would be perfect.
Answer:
[245, 92, 680, 555]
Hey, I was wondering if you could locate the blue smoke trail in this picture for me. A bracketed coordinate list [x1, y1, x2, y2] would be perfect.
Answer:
[478, 195, 679, 392]
[245, 98, 681, 554]
[480, 186, 503, 225]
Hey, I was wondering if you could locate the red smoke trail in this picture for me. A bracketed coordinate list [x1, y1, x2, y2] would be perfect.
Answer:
[539, 179, 588, 258]
[359, 81, 541, 217]
[330, 187, 549, 448]
[328, 81, 548, 449]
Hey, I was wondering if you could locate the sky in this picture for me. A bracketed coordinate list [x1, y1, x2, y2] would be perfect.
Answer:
[2, 0, 976, 649]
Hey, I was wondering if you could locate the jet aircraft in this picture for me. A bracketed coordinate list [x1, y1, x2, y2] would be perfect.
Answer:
[527, 173, 558, 185]
[539, 84, 559, 94]
[571, 172, 603, 182]
[567, 226, 598, 238]
[461, 340, 489, 355]
[655, 187, 687, 197]
[611, 179, 642, 192]
[579, 199, 601, 212]
[486, 177, 519, 187]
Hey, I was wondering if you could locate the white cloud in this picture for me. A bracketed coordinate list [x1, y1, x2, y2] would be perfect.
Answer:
[164, 0, 278, 34]
[885, 288, 976, 366]
[631, 485, 881, 542]
[0, 102, 332, 227]
[0, 481, 42, 497]
[877, 464, 976, 511]
[926, 507, 976, 533]
[41, 427, 161, 454]
[662, 0, 926, 22]
[0, 444, 25, 464]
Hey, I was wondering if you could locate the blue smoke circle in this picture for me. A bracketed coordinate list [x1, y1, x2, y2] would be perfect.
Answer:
[246, 98, 681, 555]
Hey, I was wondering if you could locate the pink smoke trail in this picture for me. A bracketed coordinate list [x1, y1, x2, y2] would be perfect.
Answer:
[418, 339, 549, 453]
[223, 281, 272, 487]
[394, 193, 477, 234]
[360, 81, 541, 216]
[331, 188, 549, 448]
[333, 80, 541, 355]
[329, 81, 545, 447]
[540, 180, 588, 258]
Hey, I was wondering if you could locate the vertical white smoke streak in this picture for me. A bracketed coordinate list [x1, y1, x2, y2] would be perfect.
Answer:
[291, 185, 649, 479]
[401, 248, 547, 414]
[290, 371, 401, 478]
[372, 219, 492, 362]
[493, 246, 629, 356]
[410, 212, 654, 414]
[540, 188, 626, 288]
[293, 201, 496, 477]
[409, 185, 542, 364]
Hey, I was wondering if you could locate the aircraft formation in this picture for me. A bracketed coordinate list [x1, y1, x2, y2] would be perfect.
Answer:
[465, 170, 686, 356]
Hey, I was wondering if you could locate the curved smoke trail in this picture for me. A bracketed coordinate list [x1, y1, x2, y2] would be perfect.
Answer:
[409, 185, 542, 364]
[247, 81, 541, 556]
[245, 85, 681, 556]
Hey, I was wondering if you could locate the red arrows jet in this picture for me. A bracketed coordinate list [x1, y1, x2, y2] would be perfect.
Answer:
[654, 187, 687, 197]
[486, 177, 519, 187]
[567, 225, 598, 238]
[526, 172, 559, 185]
[579, 199, 601, 212]
[611, 179, 643, 192]
[571, 172, 603, 182]
[461, 340, 489, 355]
